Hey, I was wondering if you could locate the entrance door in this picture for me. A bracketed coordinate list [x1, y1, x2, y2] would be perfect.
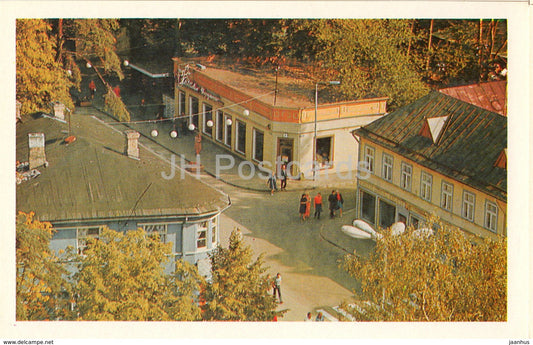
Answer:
[277, 138, 294, 175]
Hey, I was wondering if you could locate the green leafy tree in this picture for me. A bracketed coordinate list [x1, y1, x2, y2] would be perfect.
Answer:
[16, 212, 71, 320]
[343, 221, 507, 321]
[201, 229, 284, 321]
[16, 19, 74, 116]
[314, 19, 429, 109]
[73, 227, 201, 321]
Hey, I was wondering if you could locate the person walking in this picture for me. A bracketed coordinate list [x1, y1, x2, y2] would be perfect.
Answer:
[314, 192, 323, 219]
[273, 273, 282, 304]
[89, 80, 96, 99]
[268, 173, 278, 195]
[299, 193, 308, 221]
[304, 192, 311, 219]
[279, 164, 288, 191]
[328, 190, 338, 218]
[336, 190, 344, 217]
[305, 312, 313, 322]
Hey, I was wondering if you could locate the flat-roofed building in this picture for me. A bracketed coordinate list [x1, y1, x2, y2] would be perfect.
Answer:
[172, 57, 387, 179]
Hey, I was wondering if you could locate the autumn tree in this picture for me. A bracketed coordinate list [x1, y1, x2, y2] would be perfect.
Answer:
[54, 19, 130, 121]
[73, 227, 201, 321]
[16, 212, 71, 320]
[343, 223, 507, 321]
[16, 19, 75, 116]
[201, 229, 284, 321]
[16, 19, 129, 121]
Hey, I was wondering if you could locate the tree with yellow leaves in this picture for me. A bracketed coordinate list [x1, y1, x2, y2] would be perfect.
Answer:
[343, 222, 507, 321]
[16, 212, 71, 320]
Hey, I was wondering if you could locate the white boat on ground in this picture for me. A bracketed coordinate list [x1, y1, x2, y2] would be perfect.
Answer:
[341, 225, 373, 240]
[345, 219, 383, 240]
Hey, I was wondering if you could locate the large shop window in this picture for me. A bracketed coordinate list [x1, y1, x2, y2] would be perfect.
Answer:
[361, 191, 376, 224]
[140, 223, 168, 243]
[316, 137, 333, 168]
[77, 226, 102, 255]
[236, 121, 246, 154]
[216, 110, 224, 142]
[203, 104, 213, 137]
[484, 201, 498, 232]
[189, 96, 199, 129]
[224, 115, 232, 147]
[253, 129, 264, 162]
[379, 199, 396, 229]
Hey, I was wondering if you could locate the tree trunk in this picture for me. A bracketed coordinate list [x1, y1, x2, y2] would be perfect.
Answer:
[406, 20, 415, 59]
[425, 19, 434, 71]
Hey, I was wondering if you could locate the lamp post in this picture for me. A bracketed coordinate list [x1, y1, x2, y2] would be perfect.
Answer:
[313, 80, 340, 181]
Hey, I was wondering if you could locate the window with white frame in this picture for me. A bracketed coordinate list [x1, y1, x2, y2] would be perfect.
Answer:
[462, 191, 475, 222]
[420, 171, 432, 201]
[140, 223, 168, 243]
[197, 221, 208, 249]
[382, 153, 393, 182]
[485, 201, 498, 232]
[441, 181, 453, 211]
[236, 120, 246, 154]
[203, 103, 213, 136]
[361, 190, 376, 224]
[364, 146, 375, 173]
[400, 162, 412, 191]
[189, 96, 199, 129]
[253, 129, 264, 162]
[77, 226, 102, 255]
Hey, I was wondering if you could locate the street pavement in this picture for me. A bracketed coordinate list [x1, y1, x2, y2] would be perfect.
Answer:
[74, 78, 375, 322]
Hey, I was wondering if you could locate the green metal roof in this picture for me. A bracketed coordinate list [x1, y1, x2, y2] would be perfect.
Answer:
[16, 112, 230, 223]
[354, 92, 507, 201]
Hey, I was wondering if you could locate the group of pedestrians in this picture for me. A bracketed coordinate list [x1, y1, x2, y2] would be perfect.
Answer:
[267, 164, 288, 195]
[299, 190, 343, 221]
[267, 273, 283, 304]
[304, 311, 325, 322]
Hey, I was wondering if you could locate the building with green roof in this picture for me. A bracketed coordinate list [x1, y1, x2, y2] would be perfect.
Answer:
[353, 91, 507, 239]
[16, 109, 231, 275]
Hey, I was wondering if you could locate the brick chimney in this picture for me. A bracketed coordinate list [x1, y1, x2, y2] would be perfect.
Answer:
[28, 133, 46, 169]
[125, 130, 140, 160]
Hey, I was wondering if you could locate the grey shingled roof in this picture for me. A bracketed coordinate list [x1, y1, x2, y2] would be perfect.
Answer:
[16, 112, 230, 223]
[354, 92, 507, 201]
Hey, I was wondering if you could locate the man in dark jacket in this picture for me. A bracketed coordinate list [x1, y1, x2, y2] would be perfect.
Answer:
[328, 190, 338, 218]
